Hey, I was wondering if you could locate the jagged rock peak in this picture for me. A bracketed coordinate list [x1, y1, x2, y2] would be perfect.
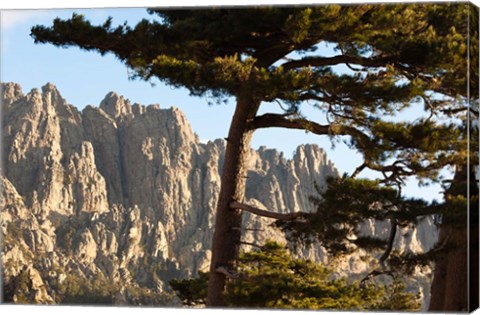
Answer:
[41, 82, 59, 93]
[295, 143, 325, 156]
[1, 82, 24, 106]
[294, 144, 334, 172]
[99, 91, 133, 121]
[40, 82, 67, 108]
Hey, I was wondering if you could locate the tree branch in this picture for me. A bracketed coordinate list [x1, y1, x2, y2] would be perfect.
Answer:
[361, 160, 415, 184]
[230, 201, 308, 221]
[254, 44, 295, 68]
[360, 269, 395, 288]
[360, 214, 398, 287]
[379, 214, 398, 270]
[281, 55, 410, 72]
[248, 113, 331, 135]
[351, 162, 368, 179]
[249, 113, 375, 152]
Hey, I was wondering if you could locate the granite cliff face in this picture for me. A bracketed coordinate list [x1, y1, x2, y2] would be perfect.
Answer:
[1, 83, 437, 306]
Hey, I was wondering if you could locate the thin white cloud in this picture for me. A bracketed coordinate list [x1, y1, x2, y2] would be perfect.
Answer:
[1, 10, 49, 30]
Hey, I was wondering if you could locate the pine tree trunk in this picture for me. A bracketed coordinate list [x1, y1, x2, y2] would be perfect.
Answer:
[206, 94, 260, 306]
[428, 164, 479, 311]
[429, 226, 469, 311]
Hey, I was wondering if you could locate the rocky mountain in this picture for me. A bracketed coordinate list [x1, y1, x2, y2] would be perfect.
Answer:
[0, 82, 437, 306]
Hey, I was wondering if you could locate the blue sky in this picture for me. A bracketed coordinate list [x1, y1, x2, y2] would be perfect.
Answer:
[1, 5, 452, 202]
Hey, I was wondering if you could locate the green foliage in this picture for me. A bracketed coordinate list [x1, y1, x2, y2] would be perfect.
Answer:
[30, 4, 476, 196]
[3, 263, 175, 306]
[54, 273, 116, 304]
[170, 271, 208, 306]
[30, 3, 475, 184]
[49, 272, 168, 305]
[30, 5, 469, 96]
[2, 268, 31, 303]
[170, 242, 421, 310]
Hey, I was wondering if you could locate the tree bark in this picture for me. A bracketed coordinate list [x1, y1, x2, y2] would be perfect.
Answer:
[206, 94, 260, 307]
[428, 164, 479, 311]
[429, 226, 469, 311]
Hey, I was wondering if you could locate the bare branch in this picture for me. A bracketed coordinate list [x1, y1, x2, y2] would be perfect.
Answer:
[230, 201, 308, 221]
[360, 214, 398, 287]
[379, 214, 398, 269]
[360, 269, 395, 288]
[351, 162, 367, 179]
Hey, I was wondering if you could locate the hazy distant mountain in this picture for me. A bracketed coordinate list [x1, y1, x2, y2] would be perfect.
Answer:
[0, 83, 436, 306]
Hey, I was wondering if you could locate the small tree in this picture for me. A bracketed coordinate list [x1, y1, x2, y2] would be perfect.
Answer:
[170, 241, 421, 310]
[31, 3, 477, 308]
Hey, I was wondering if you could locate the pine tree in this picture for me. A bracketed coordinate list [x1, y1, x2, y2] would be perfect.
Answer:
[31, 3, 478, 308]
